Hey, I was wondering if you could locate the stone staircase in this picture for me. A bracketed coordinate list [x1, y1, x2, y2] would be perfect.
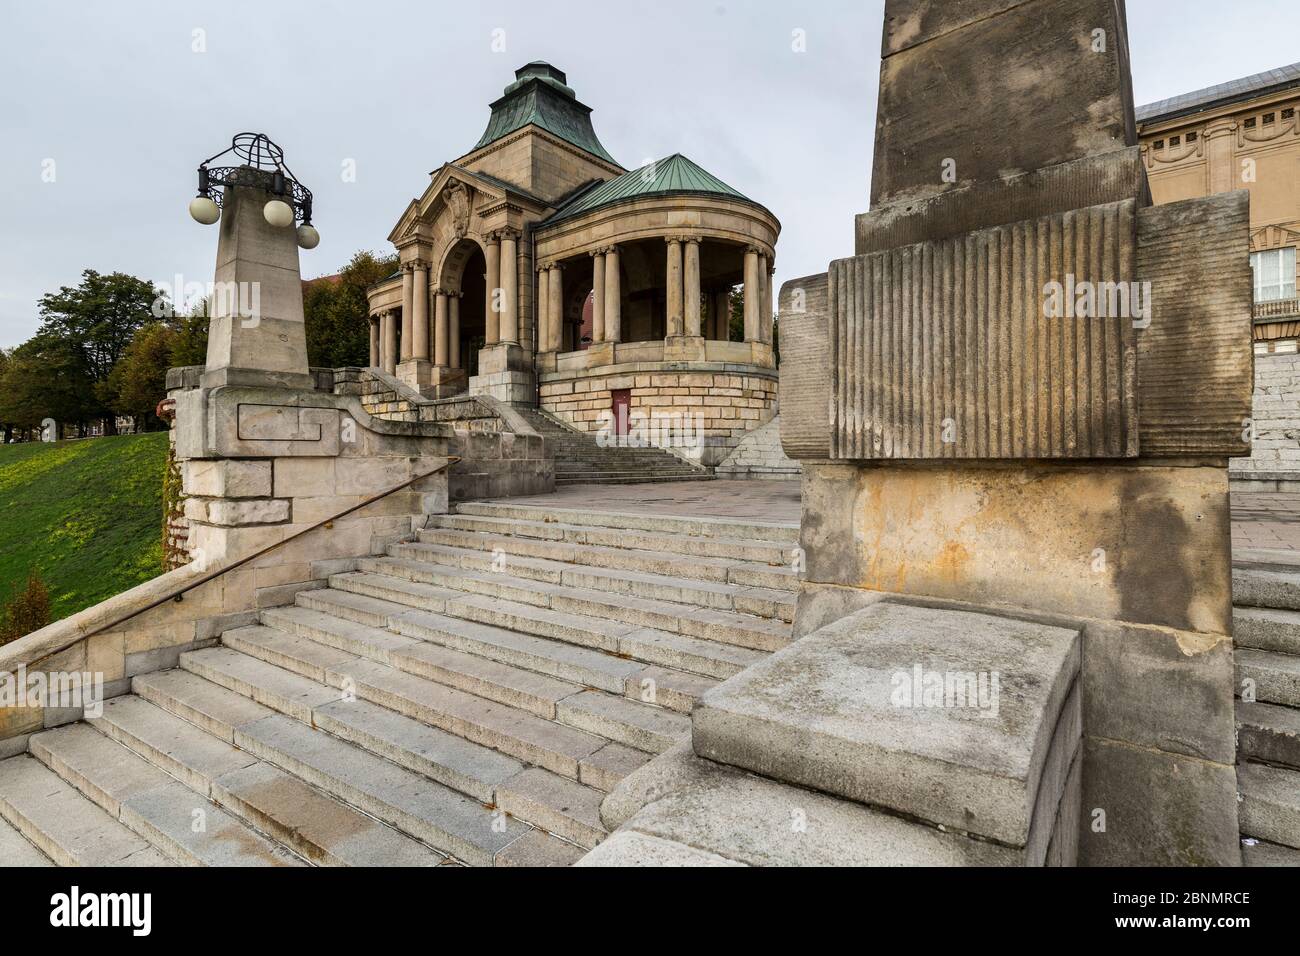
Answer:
[1231, 552, 1300, 866]
[518, 408, 711, 485]
[0, 500, 798, 866]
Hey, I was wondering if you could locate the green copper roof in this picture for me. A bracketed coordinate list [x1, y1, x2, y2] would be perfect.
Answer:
[542, 154, 762, 225]
[472, 62, 618, 165]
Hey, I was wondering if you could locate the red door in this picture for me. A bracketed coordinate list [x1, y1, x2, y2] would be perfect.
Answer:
[611, 389, 631, 439]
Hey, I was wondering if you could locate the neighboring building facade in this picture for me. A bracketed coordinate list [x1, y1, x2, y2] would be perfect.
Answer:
[365, 62, 781, 467]
[1137, 62, 1300, 487]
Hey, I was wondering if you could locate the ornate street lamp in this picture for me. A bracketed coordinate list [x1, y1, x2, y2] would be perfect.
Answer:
[189, 132, 319, 249]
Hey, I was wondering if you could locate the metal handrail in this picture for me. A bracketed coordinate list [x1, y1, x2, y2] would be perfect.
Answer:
[73, 456, 460, 645]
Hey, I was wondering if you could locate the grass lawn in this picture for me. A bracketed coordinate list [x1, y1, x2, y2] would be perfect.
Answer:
[0, 432, 167, 623]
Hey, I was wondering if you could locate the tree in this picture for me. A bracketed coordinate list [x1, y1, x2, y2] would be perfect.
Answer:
[0, 333, 96, 437]
[36, 270, 165, 434]
[303, 250, 397, 368]
[1, 571, 51, 645]
[105, 322, 177, 431]
[169, 306, 210, 368]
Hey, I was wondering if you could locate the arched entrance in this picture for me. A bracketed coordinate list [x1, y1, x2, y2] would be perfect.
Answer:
[439, 238, 487, 379]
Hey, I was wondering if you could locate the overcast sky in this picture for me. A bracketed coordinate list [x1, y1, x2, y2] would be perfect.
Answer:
[0, 0, 1295, 347]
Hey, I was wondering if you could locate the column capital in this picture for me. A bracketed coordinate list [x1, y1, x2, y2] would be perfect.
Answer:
[484, 230, 502, 245]
[684, 235, 702, 246]
[746, 245, 764, 257]
[405, 258, 430, 272]
[496, 227, 521, 242]
[665, 235, 684, 246]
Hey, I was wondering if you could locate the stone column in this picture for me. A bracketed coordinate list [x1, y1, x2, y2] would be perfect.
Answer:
[499, 230, 518, 345]
[604, 246, 621, 344]
[666, 237, 684, 336]
[449, 294, 461, 369]
[368, 317, 379, 367]
[548, 263, 564, 353]
[743, 247, 760, 342]
[591, 249, 606, 344]
[411, 262, 430, 361]
[400, 265, 414, 360]
[684, 238, 702, 337]
[536, 265, 551, 352]
[761, 257, 775, 345]
[381, 310, 397, 374]
[484, 232, 500, 345]
[434, 290, 449, 366]
[714, 289, 731, 341]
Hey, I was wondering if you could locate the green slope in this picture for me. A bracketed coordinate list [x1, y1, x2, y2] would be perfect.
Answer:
[0, 433, 167, 622]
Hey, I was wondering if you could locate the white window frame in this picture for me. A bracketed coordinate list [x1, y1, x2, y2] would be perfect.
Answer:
[1251, 247, 1298, 303]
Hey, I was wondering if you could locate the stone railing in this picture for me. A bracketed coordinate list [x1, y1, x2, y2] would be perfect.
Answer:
[1254, 297, 1300, 320]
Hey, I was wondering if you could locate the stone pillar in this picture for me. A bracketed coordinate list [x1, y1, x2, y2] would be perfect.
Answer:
[381, 310, 397, 374]
[713, 289, 731, 341]
[434, 290, 449, 366]
[199, 176, 311, 388]
[411, 262, 429, 360]
[536, 265, 551, 351]
[743, 247, 760, 342]
[684, 238, 702, 337]
[484, 233, 500, 345]
[666, 237, 684, 336]
[548, 263, 564, 353]
[604, 246, 621, 344]
[449, 294, 461, 369]
[368, 317, 379, 367]
[591, 249, 606, 344]
[761, 257, 774, 345]
[499, 230, 518, 345]
[400, 265, 414, 361]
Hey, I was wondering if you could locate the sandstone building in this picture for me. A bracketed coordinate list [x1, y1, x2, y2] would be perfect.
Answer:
[1138, 61, 1300, 488]
[364, 62, 781, 469]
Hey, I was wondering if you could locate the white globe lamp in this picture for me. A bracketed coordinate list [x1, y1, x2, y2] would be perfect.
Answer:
[296, 224, 320, 249]
[189, 196, 220, 224]
[263, 199, 294, 228]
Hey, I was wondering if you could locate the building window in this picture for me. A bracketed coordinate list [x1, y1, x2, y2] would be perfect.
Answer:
[1264, 112, 1276, 124]
[1186, 131, 1198, 143]
[1251, 248, 1298, 303]
[1245, 117, 1257, 129]
[1153, 139, 1164, 149]
[1170, 135, 1181, 146]
[1284, 108, 1296, 120]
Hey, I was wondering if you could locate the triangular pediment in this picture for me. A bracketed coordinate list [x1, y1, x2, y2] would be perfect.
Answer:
[1250, 224, 1300, 252]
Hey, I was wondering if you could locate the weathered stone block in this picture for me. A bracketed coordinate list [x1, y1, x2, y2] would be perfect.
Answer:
[206, 498, 292, 527]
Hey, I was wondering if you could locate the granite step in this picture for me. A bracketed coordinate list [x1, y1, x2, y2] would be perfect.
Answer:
[1237, 647, 1300, 708]
[1234, 606, 1300, 656]
[183, 644, 611, 781]
[1236, 700, 1300, 770]
[495, 767, 607, 850]
[415, 526, 799, 592]
[555, 690, 690, 753]
[1233, 568, 1300, 612]
[28, 723, 305, 866]
[0, 812, 52, 866]
[86, 694, 447, 866]
[371, 548, 790, 639]
[452, 499, 800, 544]
[1238, 762, 1300, 850]
[133, 668, 523, 805]
[0, 755, 170, 866]
[328, 592, 716, 713]
[252, 610, 584, 719]
[432, 513, 793, 563]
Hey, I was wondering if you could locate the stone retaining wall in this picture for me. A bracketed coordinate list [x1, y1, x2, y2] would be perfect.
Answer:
[1231, 349, 1300, 491]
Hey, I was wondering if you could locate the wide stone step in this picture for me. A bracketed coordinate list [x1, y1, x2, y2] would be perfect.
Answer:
[1234, 568, 1300, 612]
[556, 474, 715, 485]
[416, 526, 799, 592]
[1237, 701, 1300, 770]
[1234, 606, 1300, 655]
[353, 555, 789, 653]
[1237, 648, 1300, 708]
[383, 545, 795, 627]
[1242, 839, 1300, 866]
[134, 668, 523, 805]
[28, 723, 304, 866]
[0, 813, 52, 866]
[185, 643, 612, 782]
[555, 690, 690, 753]
[495, 767, 607, 850]
[255, 610, 583, 719]
[0, 755, 169, 866]
[231, 713, 538, 866]
[87, 694, 447, 866]
[453, 500, 800, 545]
[1238, 762, 1300, 850]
